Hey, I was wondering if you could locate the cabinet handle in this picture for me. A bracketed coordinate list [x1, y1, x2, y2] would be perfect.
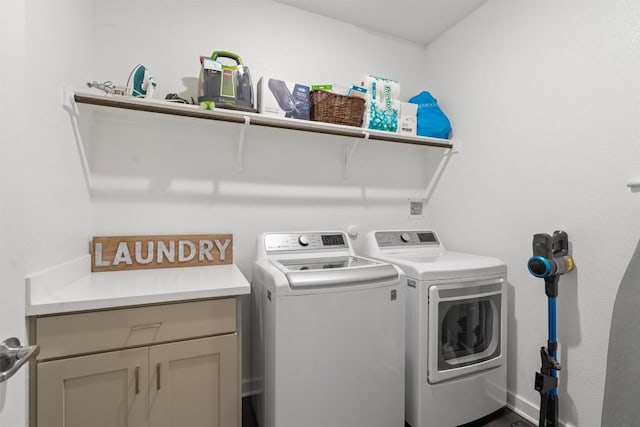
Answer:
[156, 362, 161, 390]
[131, 322, 163, 331]
[135, 366, 140, 394]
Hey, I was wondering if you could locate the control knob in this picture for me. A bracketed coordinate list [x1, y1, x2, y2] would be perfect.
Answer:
[401, 233, 411, 243]
[298, 235, 310, 247]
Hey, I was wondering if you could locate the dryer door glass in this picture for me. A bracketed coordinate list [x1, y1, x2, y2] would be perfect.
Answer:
[438, 294, 501, 371]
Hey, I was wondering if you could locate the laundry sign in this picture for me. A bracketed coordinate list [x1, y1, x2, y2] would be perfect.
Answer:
[91, 234, 233, 272]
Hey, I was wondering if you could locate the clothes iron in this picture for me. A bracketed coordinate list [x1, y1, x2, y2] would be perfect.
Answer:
[126, 64, 157, 98]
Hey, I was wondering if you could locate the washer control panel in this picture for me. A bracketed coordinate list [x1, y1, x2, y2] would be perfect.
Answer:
[375, 230, 440, 247]
[265, 232, 348, 251]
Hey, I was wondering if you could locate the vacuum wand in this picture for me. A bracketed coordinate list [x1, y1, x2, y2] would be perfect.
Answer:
[526, 231, 574, 427]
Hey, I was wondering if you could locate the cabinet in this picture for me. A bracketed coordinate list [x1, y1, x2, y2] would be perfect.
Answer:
[37, 347, 148, 427]
[31, 298, 239, 427]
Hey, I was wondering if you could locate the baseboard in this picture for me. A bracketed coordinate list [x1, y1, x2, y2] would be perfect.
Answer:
[507, 391, 538, 423]
[243, 383, 573, 425]
[507, 391, 571, 427]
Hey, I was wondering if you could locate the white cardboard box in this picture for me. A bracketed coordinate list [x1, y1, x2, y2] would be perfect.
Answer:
[257, 77, 311, 120]
[398, 102, 417, 135]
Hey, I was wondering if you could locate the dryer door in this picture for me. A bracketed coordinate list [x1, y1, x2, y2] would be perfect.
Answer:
[427, 277, 505, 384]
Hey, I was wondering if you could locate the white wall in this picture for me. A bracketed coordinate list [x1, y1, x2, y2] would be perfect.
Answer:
[423, 1, 640, 425]
[88, 0, 446, 270]
[87, 0, 442, 394]
[91, 0, 432, 104]
[24, 0, 93, 273]
[0, 2, 27, 425]
[0, 2, 93, 426]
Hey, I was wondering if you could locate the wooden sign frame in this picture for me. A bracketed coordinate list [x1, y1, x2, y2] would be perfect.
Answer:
[91, 234, 233, 272]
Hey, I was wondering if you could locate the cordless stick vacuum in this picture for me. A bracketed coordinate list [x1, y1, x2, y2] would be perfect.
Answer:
[526, 231, 574, 427]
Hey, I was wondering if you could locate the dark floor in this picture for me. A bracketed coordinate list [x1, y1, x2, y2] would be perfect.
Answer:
[242, 398, 258, 427]
[458, 407, 536, 427]
[241, 397, 535, 427]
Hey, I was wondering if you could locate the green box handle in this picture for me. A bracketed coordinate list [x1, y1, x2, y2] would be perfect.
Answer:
[210, 51, 244, 66]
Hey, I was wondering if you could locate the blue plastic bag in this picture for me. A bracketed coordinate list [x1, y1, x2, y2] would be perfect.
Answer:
[408, 91, 451, 139]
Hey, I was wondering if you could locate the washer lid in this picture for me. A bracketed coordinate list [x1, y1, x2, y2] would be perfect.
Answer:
[372, 251, 506, 280]
[270, 256, 399, 289]
[277, 256, 377, 271]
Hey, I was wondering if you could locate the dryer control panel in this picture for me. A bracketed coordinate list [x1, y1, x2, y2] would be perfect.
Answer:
[375, 230, 440, 247]
[264, 232, 348, 251]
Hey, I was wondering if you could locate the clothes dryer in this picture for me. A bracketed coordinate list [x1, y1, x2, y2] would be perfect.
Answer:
[252, 231, 406, 427]
[363, 230, 507, 427]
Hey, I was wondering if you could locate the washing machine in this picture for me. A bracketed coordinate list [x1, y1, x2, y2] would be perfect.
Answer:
[251, 231, 406, 427]
[363, 230, 507, 427]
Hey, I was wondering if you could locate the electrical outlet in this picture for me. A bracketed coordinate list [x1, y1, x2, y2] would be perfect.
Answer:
[409, 199, 425, 220]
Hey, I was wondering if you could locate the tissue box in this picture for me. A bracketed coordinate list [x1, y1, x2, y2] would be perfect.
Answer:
[398, 102, 417, 135]
[347, 85, 367, 99]
[257, 77, 310, 120]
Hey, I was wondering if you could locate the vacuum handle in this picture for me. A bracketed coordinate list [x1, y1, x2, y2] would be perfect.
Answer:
[552, 230, 569, 257]
[532, 233, 553, 258]
[210, 51, 244, 65]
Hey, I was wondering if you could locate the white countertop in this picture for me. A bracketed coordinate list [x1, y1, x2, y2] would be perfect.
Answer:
[26, 255, 250, 316]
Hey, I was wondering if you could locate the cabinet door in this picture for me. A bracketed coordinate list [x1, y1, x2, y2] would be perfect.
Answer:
[37, 347, 148, 427]
[148, 334, 239, 427]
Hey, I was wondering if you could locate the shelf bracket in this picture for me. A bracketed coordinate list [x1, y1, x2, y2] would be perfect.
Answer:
[627, 179, 640, 193]
[344, 132, 369, 179]
[423, 145, 458, 206]
[237, 116, 251, 173]
[451, 137, 461, 154]
[63, 85, 92, 192]
[61, 85, 79, 118]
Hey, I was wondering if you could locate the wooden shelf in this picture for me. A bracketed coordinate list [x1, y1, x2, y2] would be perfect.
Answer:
[73, 92, 454, 149]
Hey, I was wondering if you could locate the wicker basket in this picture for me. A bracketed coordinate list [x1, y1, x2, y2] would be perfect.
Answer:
[310, 90, 366, 128]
